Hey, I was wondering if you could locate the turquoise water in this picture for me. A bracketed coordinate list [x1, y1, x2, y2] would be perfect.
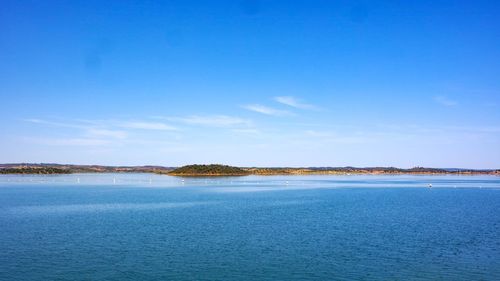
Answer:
[1, 174, 499, 280]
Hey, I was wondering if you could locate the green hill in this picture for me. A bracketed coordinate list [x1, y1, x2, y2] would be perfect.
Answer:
[167, 164, 250, 176]
[0, 166, 72, 174]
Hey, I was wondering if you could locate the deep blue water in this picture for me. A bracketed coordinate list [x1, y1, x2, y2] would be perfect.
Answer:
[0, 174, 499, 280]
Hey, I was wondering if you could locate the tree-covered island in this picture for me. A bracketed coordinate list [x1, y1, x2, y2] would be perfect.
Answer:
[164, 164, 250, 176]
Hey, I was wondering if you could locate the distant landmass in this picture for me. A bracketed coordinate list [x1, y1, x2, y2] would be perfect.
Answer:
[0, 163, 499, 176]
[0, 164, 173, 174]
[0, 166, 71, 175]
[165, 164, 250, 176]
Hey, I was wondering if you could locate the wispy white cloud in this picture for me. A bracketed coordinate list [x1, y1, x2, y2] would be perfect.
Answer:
[434, 96, 458, 107]
[169, 115, 251, 127]
[85, 128, 127, 139]
[23, 118, 181, 148]
[23, 118, 46, 124]
[303, 130, 368, 144]
[25, 118, 178, 132]
[232, 128, 261, 135]
[119, 121, 177, 131]
[26, 137, 113, 146]
[444, 125, 500, 134]
[23, 118, 86, 129]
[304, 130, 336, 137]
[242, 104, 291, 116]
[274, 96, 318, 110]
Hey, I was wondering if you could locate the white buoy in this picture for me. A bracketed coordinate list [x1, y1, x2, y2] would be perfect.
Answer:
[428, 183, 432, 188]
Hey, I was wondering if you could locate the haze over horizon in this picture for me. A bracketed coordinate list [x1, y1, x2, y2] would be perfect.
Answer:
[1, 0, 500, 169]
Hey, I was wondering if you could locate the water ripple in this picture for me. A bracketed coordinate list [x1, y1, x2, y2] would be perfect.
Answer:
[3, 201, 215, 216]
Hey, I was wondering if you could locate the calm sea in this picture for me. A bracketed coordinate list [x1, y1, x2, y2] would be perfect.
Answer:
[1, 174, 499, 280]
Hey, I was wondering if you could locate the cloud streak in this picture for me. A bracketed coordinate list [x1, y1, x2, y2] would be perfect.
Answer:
[232, 128, 261, 135]
[274, 96, 318, 110]
[22, 118, 180, 148]
[169, 115, 251, 127]
[118, 121, 177, 131]
[434, 96, 458, 107]
[85, 128, 128, 139]
[242, 104, 291, 116]
[26, 137, 113, 146]
[23, 119, 87, 129]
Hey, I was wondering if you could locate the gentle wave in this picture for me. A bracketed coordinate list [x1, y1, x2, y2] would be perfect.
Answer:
[3, 201, 215, 216]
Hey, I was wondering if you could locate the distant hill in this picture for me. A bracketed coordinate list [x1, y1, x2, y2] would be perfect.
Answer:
[0, 166, 71, 174]
[166, 164, 250, 176]
[0, 163, 174, 174]
[0, 163, 498, 176]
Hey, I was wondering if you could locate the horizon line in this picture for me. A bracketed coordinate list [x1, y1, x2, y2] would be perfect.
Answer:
[1, 163, 498, 171]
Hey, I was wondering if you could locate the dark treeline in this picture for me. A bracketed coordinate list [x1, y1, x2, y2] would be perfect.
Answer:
[165, 164, 250, 176]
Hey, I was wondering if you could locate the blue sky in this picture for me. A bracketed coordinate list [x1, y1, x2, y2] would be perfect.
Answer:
[1, 0, 499, 168]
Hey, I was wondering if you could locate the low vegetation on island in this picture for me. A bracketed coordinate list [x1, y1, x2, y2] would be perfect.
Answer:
[164, 164, 250, 176]
[0, 166, 72, 174]
[0, 164, 173, 174]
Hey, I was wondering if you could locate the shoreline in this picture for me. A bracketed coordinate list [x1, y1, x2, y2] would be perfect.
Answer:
[1, 163, 499, 176]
